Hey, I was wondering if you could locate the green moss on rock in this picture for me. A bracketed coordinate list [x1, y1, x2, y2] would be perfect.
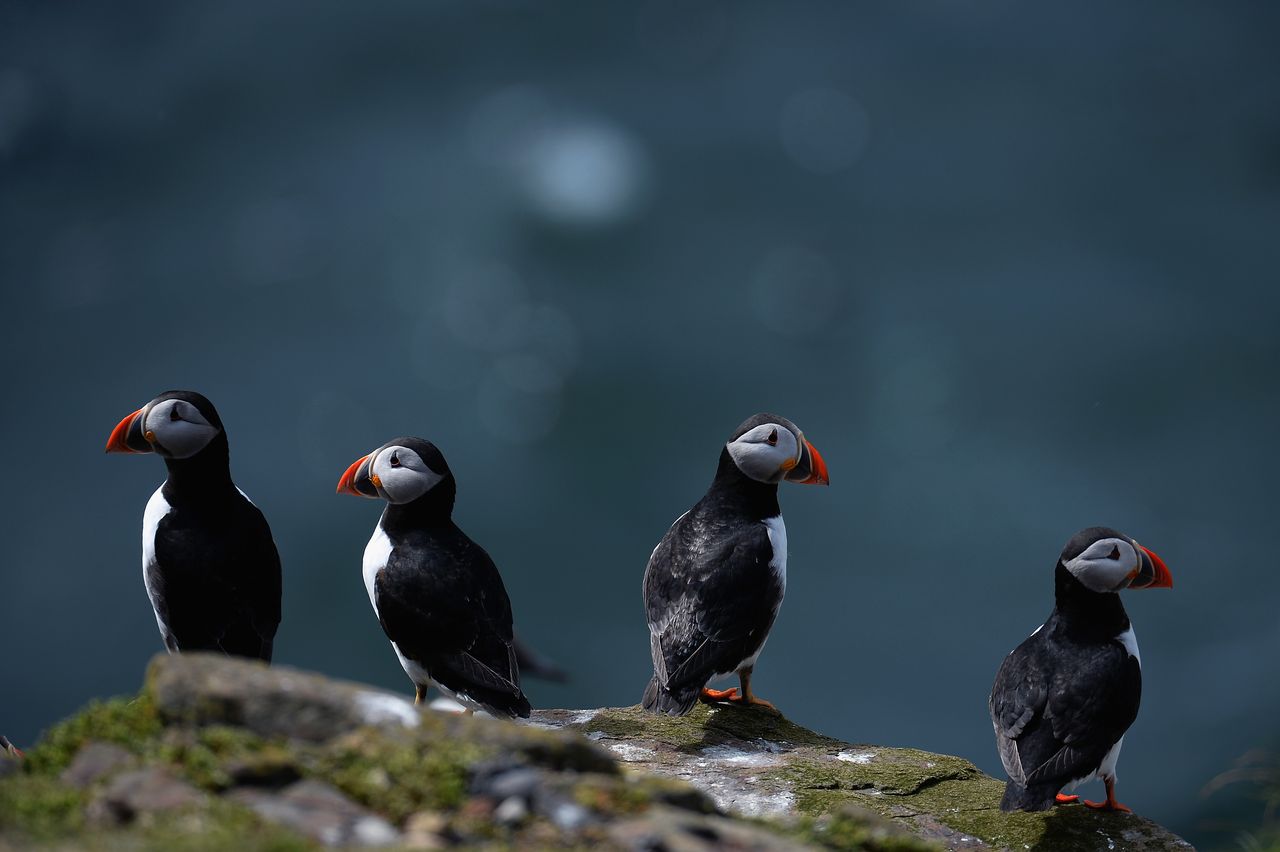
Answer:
[23, 695, 162, 777]
[0, 774, 86, 840]
[309, 728, 483, 822]
[152, 725, 283, 791]
[3, 655, 1192, 852]
[581, 702, 836, 753]
[118, 800, 312, 852]
[791, 805, 943, 852]
[776, 749, 979, 808]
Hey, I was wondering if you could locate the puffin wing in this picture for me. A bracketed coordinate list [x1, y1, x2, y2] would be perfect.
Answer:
[644, 514, 777, 694]
[221, 497, 283, 661]
[989, 637, 1050, 785]
[373, 533, 524, 702]
[992, 632, 1140, 788]
[150, 494, 282, 661]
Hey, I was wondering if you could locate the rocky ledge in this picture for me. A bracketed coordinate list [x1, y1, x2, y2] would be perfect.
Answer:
[0, 655, 1191, 851]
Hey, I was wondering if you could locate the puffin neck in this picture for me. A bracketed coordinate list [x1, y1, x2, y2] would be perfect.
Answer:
[702, 447, 782, 520]
[380, 475, 457, 533]
[161, 432, 236, 498]
[1053, 563, 1131, 639]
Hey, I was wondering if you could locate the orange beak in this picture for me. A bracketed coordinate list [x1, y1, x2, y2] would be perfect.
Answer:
[336, 452, 378, 498]
[1132, 545, 1174, 589]
[105, 408, 149, 454]
[784, 439, 829, 485]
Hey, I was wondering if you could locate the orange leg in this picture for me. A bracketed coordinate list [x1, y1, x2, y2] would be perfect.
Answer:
[414, 684, 428, 706]
[1055, 793, 1079, 804]
[1083, 778, 1132, 813]
[731, 669, 778, 712]
[700, 686, 740, 703]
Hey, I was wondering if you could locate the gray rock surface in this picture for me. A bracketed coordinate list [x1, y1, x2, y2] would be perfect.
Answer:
[533, 705, 1195, 852]
[60, 741, 135, 789]
[0, 655, 1195, 851]
[230, 779, 399, 847]
[88, 767, 205, 825]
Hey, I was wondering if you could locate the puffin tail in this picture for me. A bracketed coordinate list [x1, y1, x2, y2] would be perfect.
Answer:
[1000, 780, 1057, 812]
[491, 691, 533, 719]
[642, 677, 697, 716]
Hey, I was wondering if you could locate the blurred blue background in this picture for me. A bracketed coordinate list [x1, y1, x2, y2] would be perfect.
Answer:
[2, 1, 1278, 846]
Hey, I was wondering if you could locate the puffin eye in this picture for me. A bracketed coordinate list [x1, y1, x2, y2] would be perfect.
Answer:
[389, 453, 401, 468]
[1108, 545, 1121, 561]
[766, 428, 778, 446]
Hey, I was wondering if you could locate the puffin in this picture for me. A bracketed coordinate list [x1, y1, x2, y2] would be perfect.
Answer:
[0, 736, 22, 759]
[336, 436, 531, 718]
[105, 390, 282, 662]
[642, 413, 829, 716]
[989, 526, 1173, 813]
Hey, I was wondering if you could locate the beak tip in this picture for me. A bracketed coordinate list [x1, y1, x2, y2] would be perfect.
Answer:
[337, 453, 373, 498]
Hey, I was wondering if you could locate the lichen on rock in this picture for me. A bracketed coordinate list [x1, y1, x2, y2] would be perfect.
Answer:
[0, 655, 1192, 851]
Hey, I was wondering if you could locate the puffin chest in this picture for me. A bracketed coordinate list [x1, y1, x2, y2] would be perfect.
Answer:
[362, 525, 393, 615]
[761, 515, 787, 590]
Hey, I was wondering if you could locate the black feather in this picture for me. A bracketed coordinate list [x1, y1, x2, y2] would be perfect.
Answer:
[989, 557, 1143, 812]
[368, 442, 531, 719]
[141, 392, 281, 662]
[642, 446, 785, 716]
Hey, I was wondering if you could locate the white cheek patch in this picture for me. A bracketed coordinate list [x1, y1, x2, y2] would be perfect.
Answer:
[1063, 538, 1139, 593]
[726, 426, 799, 484]
[374, 449, 445, 505]
[145, 401, 219, 459]
[154, 420, 219, 458]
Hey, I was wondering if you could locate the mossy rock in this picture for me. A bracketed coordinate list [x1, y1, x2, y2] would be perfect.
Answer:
[0, 656, 1194, 851]
[536, 702, 1193, 851]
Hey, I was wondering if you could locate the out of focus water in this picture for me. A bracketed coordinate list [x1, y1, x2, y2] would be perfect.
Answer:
[2, 2, 1278, 846]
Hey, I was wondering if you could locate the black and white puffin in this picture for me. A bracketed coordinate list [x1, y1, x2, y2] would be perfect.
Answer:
[642, 413, 829, 716]
[336, 437, 531, 718]
[989, 526, 1173, 813]
[105, 390, 282, 662]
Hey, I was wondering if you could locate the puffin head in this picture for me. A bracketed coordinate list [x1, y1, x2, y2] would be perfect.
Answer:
[725, 413, 829, 486]
[105, 390, 224, 460]
[1059, 526, 1173, 593]
[336, 437, 452, 505]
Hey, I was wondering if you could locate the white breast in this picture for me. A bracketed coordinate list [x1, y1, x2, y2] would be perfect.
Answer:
[724, 515, 788, 678]
[362, 520, 393, 617]
[1115, 625, 1141, 665]
[762, 515, 787, 590]
[141, 485, 173, 642]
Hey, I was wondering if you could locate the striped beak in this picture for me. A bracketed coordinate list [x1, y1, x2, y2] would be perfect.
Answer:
[1129, 544, 1173, 589]
[336, 452, 379, 498]
[783, 438, 829, 486]
[105, 408, 152, 454]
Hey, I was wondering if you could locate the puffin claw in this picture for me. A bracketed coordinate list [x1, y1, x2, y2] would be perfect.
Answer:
[734, 695, 779, 713]
[1055, 793, 1079, 805]
[1083, 779, 1132, 812]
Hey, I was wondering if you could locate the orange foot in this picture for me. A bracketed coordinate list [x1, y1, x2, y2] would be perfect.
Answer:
[732, 694, 778, 712]
[1055, 794, 1079, 804]
[1083, 779, 1132, 813]
[699, 687, 739, 703]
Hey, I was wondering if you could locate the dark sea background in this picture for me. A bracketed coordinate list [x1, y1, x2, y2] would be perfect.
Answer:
[2, 2, 1278, 846]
